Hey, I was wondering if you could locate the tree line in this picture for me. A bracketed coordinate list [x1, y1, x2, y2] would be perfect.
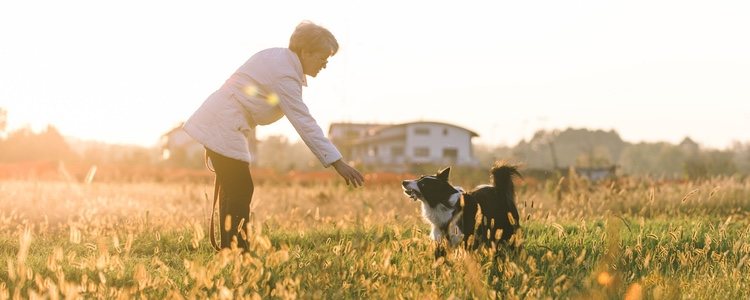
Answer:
[1, 107, 747, 179]
[502, 128, 749, 179]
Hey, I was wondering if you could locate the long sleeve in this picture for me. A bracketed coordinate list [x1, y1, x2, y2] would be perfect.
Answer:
[274, 77, 343, 167]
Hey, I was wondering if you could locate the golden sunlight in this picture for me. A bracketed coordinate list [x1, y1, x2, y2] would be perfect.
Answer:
[266, 93, 279, 106]
[596, 271, 614, 286]
[242, 85, 259, 98]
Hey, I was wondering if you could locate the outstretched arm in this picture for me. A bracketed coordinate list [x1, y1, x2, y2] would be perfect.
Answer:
[272, 77, 365, 187]
[274, 77, 342, 167]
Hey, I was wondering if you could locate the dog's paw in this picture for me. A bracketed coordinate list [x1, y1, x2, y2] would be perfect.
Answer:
[434, 246, 447, 259]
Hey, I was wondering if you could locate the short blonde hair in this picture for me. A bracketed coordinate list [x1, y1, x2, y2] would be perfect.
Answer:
[289, 21, 339, 56]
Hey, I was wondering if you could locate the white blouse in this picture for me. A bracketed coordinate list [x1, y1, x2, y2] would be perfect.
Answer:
[183, 48, 342, 167]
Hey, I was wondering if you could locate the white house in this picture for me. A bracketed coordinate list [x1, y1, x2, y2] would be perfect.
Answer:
[329, 121, 479, 169]
[160, 123, 204, 162]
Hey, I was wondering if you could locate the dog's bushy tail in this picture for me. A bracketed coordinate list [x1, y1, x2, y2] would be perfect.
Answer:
[492, 162, 521, 227]
[491, 162, 521, 194]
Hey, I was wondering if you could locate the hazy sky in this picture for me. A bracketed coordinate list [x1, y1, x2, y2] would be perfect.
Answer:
[1, 1, 749, 149]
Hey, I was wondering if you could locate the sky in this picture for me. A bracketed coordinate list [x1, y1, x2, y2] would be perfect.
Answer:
[1, 0, 749, 150]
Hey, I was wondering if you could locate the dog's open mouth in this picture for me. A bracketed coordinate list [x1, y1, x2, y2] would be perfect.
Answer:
[403, 188, 422, 201]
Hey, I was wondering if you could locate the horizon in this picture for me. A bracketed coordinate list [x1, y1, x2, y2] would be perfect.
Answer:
[50, 123, 722, 151]
[1, 1, 749, 151]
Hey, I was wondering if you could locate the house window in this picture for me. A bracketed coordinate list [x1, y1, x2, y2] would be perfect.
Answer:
[368, 146, 378, 157]
[443, 148, 458, 161]
[443, 128, 449, 136]
[345, 130, 360, 139]
[414, 127, 430, 135]
[391, 146, 404, 156]
[414, 147, 430, 157]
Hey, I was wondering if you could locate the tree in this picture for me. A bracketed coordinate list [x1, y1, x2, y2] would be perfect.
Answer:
[618, 142, 693, 178]
[474, 143, 514, 168]
[618, 143, 664, 176]
[0, 125, 78, 162]
[684, 150, 738, 179]
[731, 141, 750, 175]
[256, 135, 320, 172]
[514, 128, 626, 169]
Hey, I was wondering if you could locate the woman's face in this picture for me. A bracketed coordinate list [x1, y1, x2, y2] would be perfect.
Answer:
[300, 49, 331, 77]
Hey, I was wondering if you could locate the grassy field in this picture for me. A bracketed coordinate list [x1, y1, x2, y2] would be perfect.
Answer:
[1, 173, 750, 299]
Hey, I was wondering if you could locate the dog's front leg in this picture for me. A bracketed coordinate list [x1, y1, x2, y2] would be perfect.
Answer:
[429, 225, 447, 259]
[429, 224, 443, 242]
[434, 242, 447, 259]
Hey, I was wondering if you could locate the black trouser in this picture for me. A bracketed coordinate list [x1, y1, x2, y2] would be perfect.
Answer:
[206, 148, 253, 250]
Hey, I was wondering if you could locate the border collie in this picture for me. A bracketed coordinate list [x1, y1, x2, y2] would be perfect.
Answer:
[402, 162, 522, 257]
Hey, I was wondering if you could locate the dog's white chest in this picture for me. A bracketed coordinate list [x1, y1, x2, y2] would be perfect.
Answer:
[420, 193, 464, 245]
[421, 203, 453, 226]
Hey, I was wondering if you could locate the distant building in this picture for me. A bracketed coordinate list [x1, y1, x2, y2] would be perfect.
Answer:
[327, 122, 382, 160]
[329, 121, 479, 170]
[160, 122, 258, 167]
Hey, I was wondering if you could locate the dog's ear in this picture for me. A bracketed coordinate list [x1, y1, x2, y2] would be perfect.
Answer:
[436, 167, 451, 181]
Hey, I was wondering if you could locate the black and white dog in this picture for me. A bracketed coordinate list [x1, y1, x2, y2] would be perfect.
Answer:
[402, 163, 522, 257]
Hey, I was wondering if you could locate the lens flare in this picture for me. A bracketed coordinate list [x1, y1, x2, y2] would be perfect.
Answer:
[242, 85, 259, 97]
[625, 283, 643, 300]
[266, 93, 280, 106]
[597, 271, 614, 286]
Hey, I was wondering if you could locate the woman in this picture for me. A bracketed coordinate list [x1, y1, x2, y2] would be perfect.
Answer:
[184, 21, 364, 251]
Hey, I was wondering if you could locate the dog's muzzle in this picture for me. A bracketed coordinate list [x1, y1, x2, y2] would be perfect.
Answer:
[401, 180, 421, 201]
[403, 189, 422, 201]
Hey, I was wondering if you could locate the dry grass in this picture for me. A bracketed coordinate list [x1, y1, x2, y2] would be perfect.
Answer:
[1, 174, 749, 299]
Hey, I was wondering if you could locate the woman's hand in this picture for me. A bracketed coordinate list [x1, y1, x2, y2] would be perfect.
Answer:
[331, 159, 364, 187]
